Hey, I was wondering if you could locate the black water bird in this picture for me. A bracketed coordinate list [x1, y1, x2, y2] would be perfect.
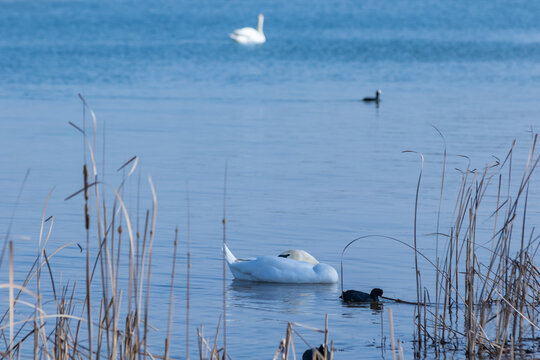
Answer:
[302, 345, 332, 360]
[340, 288, 383, 303]
[362, 90, 381, 103]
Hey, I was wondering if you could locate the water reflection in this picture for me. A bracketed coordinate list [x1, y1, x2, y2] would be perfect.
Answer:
[228, 280, 339, 313]
[341, 301, 383, 312]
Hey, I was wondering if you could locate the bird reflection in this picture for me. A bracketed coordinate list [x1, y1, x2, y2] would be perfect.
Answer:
[228, 280, 338, 312]
[341, 301, 383, 312]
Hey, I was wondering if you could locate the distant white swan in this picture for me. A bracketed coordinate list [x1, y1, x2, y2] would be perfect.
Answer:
[230, 14, 266, 45]
[224, 244, 338, 283]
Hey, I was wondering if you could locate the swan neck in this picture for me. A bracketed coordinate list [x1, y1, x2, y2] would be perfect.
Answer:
[257, 15, 264, 34]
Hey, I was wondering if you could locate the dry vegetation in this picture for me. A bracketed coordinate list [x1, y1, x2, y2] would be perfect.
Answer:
[340, 132, 539, 359]
[413, 135, 540, 359]
[0, 98, 538, 359]
[0, 96, 170, 359]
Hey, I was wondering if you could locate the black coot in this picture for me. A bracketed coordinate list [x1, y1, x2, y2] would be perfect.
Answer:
[302, 344, 332, 360]
[362, 90, 381, 103]
[340, 288, 383, 303]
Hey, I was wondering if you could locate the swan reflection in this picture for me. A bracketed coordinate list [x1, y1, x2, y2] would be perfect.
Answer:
[228, 280, 339, 313]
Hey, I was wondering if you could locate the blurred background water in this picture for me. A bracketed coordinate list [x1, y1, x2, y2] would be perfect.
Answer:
[0, 0, 539, 358]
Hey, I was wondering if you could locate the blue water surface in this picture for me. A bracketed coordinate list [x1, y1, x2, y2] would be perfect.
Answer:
[1, 0, 539, 358]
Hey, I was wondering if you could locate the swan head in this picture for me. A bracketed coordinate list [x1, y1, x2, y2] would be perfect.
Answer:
[278, 250, 319, 265]
[257, 14, 264, 34]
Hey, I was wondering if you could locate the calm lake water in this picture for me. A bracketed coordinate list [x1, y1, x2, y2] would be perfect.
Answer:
[1, 0, 539, 358]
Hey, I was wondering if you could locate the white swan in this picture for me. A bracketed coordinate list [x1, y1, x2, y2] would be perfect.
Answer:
[230, 14, 266, 45]
[224, 244, 338, 284]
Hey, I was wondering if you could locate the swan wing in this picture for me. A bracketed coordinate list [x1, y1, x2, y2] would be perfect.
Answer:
[224, 244, 237, 265]
[224, 244, 255, 265]
[230, 27, 265, 44]
[231, 27, 259, 37]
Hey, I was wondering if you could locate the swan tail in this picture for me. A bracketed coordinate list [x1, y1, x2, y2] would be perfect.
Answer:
[223, 244, 237, 265]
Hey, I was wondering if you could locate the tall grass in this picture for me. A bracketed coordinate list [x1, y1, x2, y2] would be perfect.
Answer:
[410, 135, 540, 358]
[0, 97, 174, 359]
[341, 134, 539, 359]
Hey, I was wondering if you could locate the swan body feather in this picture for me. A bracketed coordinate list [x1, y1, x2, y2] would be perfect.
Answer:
[224, 244, 338, 284]
[230, 14, 266, 45]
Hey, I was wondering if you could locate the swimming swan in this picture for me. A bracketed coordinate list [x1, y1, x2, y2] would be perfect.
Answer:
[230, 14, 266, 45]
[224, 244, 338, 283]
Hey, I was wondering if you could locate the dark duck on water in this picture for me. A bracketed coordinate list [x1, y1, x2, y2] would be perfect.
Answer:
[362, 89, 381, 103]
[340, 288, 383, 303]
[302, 345, 332, 360]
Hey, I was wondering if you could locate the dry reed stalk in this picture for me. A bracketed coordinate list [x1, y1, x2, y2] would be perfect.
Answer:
[36, 189, 54, 359]
[329, 340, 333, 360]
[78, 95, 94, 360]
[432, 126, 447, 352]
[96, 299, 104, 359]
[197, 325, 204, 360]
[290, 331, 297, 360]
[403, 150, 424, 352]
[397, 339, 405, 360]
[388, 307, 396, 360]
[118, 156, 139, 316]
[88, 102, 108, 355]
[0, 169, 30, 271]
[272, 339, 285, 360]
[107, 184, 138, 359]
[9, 242, 14, 360]
[84, 162, 93, 360]
[142, 176, 158, 360]
[186, 185, 192, 360]
[137, 209, 150, 341]
[210, 315, 222, 360]
[197, 328, 215, 360]
[284, 322, 292, 360]
[221, 163, 228, 360]
[323, 314, 328, 360]
[164, 228, 179, 360]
